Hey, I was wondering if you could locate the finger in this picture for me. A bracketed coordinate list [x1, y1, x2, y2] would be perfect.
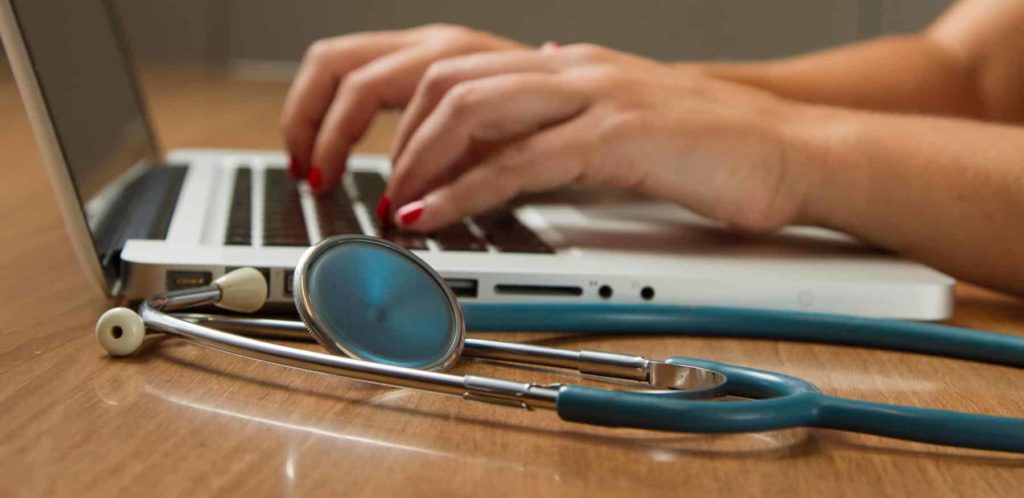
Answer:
[281, 33, 408, 178]
[393, 121, 588, 232]
[390, 49, 563, 160]
[308, 44, 455, 193]
[540, 40, 562, 52]
[388, 73, 589, 208]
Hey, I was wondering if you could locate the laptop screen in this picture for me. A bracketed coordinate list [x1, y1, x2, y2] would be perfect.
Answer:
[10, 0, 156, 199]
[8, 0, 158, 289]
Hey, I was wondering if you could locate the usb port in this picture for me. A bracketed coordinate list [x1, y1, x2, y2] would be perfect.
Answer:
[166, 270, 212, 290]
[445, 278, 478, 298]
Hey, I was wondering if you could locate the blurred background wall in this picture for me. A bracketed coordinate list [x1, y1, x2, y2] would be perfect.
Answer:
[106, 0, 954, 71]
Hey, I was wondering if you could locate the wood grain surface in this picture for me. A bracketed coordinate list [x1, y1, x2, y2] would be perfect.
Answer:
[1, 66, 1023, 498]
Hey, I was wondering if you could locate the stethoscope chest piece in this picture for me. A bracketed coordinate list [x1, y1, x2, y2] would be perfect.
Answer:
[293, 235, 465, 371]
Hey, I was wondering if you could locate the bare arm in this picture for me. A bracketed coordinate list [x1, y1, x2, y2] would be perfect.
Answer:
[282, 2, 1024, 296]
[692, 0, 1024, 123]
[724, 0, 1024, 295]
[787, 104, 1024, 296]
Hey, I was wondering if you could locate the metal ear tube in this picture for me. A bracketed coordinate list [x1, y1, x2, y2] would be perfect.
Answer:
[95, 236, 728, 415]
[95, 281, 725, 410]
[98, 283, 564, 410]
[171, 312, 725, 392]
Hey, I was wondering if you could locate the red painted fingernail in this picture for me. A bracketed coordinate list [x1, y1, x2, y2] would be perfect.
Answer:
[375, 195, 391, 224]
[396, 201, 424, 226]
[288, 156, 303, 179]
[308, 166, 322, 191]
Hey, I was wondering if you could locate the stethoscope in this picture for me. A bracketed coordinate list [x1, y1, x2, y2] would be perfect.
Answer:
[96, 235, 1024, 453]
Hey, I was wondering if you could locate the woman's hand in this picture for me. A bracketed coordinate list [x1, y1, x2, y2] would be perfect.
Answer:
[385, 43, 816, 233]
[281, 24, 528, 192]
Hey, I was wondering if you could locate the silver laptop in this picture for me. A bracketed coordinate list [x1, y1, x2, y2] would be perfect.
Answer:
[0, 0, 954, 319]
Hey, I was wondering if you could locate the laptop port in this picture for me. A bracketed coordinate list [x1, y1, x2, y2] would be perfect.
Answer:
[445, 278, 478, 298]
[284, 270, 295, 297]
[494, 284, 583, 297]
[166, 270, 212, 290]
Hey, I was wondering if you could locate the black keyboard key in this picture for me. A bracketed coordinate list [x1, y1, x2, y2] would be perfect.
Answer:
[433, 222, 487, 252]
[313, 187, 362, 237]
[352, 171, 387, 209]
[264, 235, 308, 247]
[380, 227, 428, 250]
[225, 233, 251, 245]
[225, 167, 252, 245]
[473, 209, 554, 254]
[264, 169, 310, 246]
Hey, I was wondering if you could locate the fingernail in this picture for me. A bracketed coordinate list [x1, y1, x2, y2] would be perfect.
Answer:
[375, 195, 391, 224]
[308, 166, 322, 191]
[540, 40, 561, 52]
[288, 156, 303, 179]
[396, 200, 424, 226]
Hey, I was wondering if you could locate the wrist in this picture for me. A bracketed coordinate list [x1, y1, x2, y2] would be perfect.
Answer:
[776, 102, 861, 229]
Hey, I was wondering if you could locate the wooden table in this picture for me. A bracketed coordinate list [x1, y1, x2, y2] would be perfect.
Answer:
[2, 65, 1024, 498]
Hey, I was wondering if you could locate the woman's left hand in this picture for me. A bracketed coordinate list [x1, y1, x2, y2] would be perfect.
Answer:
[384, 43, 816, 233]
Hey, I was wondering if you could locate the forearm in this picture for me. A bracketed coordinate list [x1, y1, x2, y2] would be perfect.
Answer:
[786, 104, 1024, 295]
[687, 35, 984, 118]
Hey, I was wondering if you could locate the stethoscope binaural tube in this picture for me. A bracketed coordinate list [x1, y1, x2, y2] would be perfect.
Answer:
[95, 238, 729, 413]
[96, 285, 728, 410]
[99, 280, 561, 410]
[170, 313, 725, 395]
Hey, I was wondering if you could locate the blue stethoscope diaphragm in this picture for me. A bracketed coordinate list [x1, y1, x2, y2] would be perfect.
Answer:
[293, 235, 465, 371]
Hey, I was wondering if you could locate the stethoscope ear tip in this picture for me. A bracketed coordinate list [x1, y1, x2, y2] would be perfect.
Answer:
[95, 307, 146, 356]
[212, 267, 267, 313]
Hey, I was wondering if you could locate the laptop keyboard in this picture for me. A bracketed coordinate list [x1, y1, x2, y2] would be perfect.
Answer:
[434, 222, 489, 252]
[225, 167, 252, 245]
[350, 172, 428, 250]
[312, 180, 362, 238]
[474, 210, 555, 253]
[226, 166, 552, 254]
[263, 169, 311, 246]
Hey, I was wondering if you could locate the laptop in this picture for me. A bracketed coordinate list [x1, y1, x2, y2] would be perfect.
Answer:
[0, 0, 954, 319]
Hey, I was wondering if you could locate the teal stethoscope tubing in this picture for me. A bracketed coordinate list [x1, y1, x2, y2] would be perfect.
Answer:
[560, 357, 1024, 453]
[463, 303, 1024, 452]
[463, 303, 1024, 368]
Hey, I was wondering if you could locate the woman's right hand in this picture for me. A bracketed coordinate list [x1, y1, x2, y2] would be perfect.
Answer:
[280, 24, 528, 193]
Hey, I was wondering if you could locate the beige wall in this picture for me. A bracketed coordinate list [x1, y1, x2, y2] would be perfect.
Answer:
[111, 0, 954, 65]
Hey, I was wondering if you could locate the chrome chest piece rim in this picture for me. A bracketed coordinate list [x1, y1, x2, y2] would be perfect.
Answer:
[293, 235, 466, 372]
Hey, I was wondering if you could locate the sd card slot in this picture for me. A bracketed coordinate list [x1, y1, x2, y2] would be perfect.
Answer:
[494, 284, 583, 297]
